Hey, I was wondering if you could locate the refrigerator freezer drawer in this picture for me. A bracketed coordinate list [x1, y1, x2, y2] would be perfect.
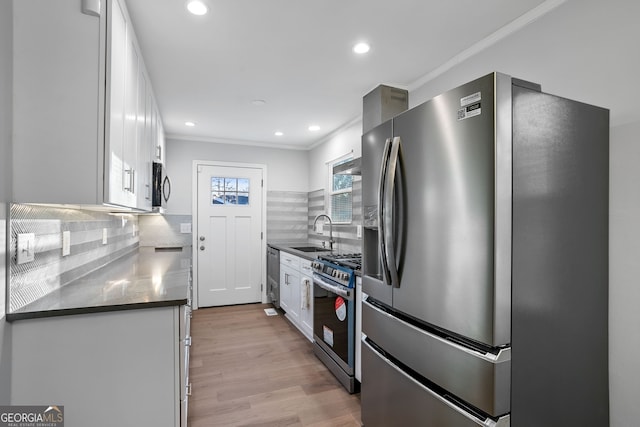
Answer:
[362, 299, 511, 417]
[362, 339, 510, 427]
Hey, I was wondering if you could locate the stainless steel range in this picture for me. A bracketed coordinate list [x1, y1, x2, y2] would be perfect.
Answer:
[311, 253, 361, 393]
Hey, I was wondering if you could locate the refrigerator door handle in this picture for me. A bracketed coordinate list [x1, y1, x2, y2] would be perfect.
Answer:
[378, 137, 393, 286]
[383, 136, 402, 288]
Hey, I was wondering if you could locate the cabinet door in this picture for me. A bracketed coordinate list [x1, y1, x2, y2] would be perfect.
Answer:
[11, 307, 178, 427]
[280, 264, 300, 321]
[300, 274, 313, 341]
[106, 0, 141, 208]
[279, 265, 291, 313]
[105, 0, 128, 206]
[299, 259, 314, 340]
[136, 67, 153, 211]
[122, 25, 139, 207]
[155, 106, 166, 164]
[288, 267, 301, 322]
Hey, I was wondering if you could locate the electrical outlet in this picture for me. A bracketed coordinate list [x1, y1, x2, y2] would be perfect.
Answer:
[357, 225, 362, 239]
[16, 233, 35, 264]
[62, 231, 71, 256]
[102, 228, 108, 244]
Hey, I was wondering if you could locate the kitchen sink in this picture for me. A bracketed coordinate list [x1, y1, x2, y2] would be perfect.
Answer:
[290, 246, 330, 253]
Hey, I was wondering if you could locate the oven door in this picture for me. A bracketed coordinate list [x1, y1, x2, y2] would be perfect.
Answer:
[313, 274, 355, 375]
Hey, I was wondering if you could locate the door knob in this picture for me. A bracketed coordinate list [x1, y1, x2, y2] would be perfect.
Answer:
[200, 246, 205, 251]
[199, 236, 205, 241]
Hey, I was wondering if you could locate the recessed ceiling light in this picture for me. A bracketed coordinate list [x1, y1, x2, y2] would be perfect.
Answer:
[308, 125, 320, 132]
[274, 131, 284, 136]
[353, 42, 370, 54]
[185, 121, 196, 127]
[186, 0, 208, 15]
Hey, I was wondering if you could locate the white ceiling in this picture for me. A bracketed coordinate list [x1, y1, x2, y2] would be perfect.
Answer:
[126, 0, 552, 149]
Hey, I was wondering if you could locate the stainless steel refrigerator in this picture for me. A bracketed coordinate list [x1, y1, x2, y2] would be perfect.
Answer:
[361, 72, 609, 426]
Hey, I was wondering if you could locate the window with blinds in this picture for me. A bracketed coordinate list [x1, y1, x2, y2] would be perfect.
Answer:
[330, 157, 353, 223]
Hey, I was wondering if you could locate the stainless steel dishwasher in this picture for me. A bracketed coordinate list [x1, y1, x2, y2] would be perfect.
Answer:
[266, 246, 280, 308]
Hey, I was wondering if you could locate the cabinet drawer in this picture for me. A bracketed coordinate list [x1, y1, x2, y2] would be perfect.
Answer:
[362, 339, 510, 427]
[362, 299, 510, 417]
[280, 252, 300, 269]
[300, 258, 312, 275]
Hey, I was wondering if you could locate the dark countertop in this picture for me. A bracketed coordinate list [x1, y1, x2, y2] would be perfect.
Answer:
[7, 246, 192, 321]
[267, 242, 333, 261]
[268, 242, 363, 276]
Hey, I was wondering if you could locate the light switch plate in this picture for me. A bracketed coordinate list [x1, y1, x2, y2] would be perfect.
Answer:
[17, 233, 36, 264]
[315, 223, 323, 234]
[102, 228, 108, 245]
[180, 223, 192, 234]
[62, 231, 71, 256]
[357, 225, 362, 239]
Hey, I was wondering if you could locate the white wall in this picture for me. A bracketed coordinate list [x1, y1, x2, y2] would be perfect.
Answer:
[0, 0, 11, 203]
[0, 0, 12, 404]
[409, 0, 640, 128]
[609, 121, 640, 427]
[165, 138, 309, 214]
[307, 120, 362, 192]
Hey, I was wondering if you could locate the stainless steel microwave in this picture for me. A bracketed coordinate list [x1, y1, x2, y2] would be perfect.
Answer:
[152, 162, 171, 211]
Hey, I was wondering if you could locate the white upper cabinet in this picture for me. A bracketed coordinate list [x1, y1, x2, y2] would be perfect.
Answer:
[136, 68, 153, 211]
[155, 108, 166, 164]
[13, 0, 163, 210]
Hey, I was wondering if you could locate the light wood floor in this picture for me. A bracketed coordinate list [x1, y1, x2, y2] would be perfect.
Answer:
[188, 303, 362, 426]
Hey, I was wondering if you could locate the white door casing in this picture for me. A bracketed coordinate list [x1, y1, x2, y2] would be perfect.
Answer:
[194, 162, 266, 308]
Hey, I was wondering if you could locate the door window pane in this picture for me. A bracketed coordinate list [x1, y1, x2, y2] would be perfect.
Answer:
[210, 176, 250, 205]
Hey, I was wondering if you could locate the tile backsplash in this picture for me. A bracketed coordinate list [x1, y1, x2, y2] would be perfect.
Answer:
[138, 214, 193, 248]
[307, 179, 363, 254]
[267, 191, 309, 243]
[9, 204, 139, 312]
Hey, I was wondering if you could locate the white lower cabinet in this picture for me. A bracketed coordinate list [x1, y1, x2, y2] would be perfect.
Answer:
[11, 305, 190, 427]
[279, 251, 314, 342]
[179, 305, 192, 426]
[356, 276, 362, 382]
[280, 264, 299, 322]
[299, 259, 314, 341]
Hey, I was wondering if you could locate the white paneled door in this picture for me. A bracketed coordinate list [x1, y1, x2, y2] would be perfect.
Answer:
[196, 163, 264, 307]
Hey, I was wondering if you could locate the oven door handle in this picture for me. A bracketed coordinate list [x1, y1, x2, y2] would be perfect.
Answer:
[313, 276, 352, 300]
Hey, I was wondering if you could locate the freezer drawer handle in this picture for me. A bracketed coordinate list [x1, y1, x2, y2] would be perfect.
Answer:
[363, 298, 511, 362]
[362, 338, 510, 427]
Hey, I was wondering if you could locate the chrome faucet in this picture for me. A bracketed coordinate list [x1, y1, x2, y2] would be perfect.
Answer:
[313, 214, 334, 251]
